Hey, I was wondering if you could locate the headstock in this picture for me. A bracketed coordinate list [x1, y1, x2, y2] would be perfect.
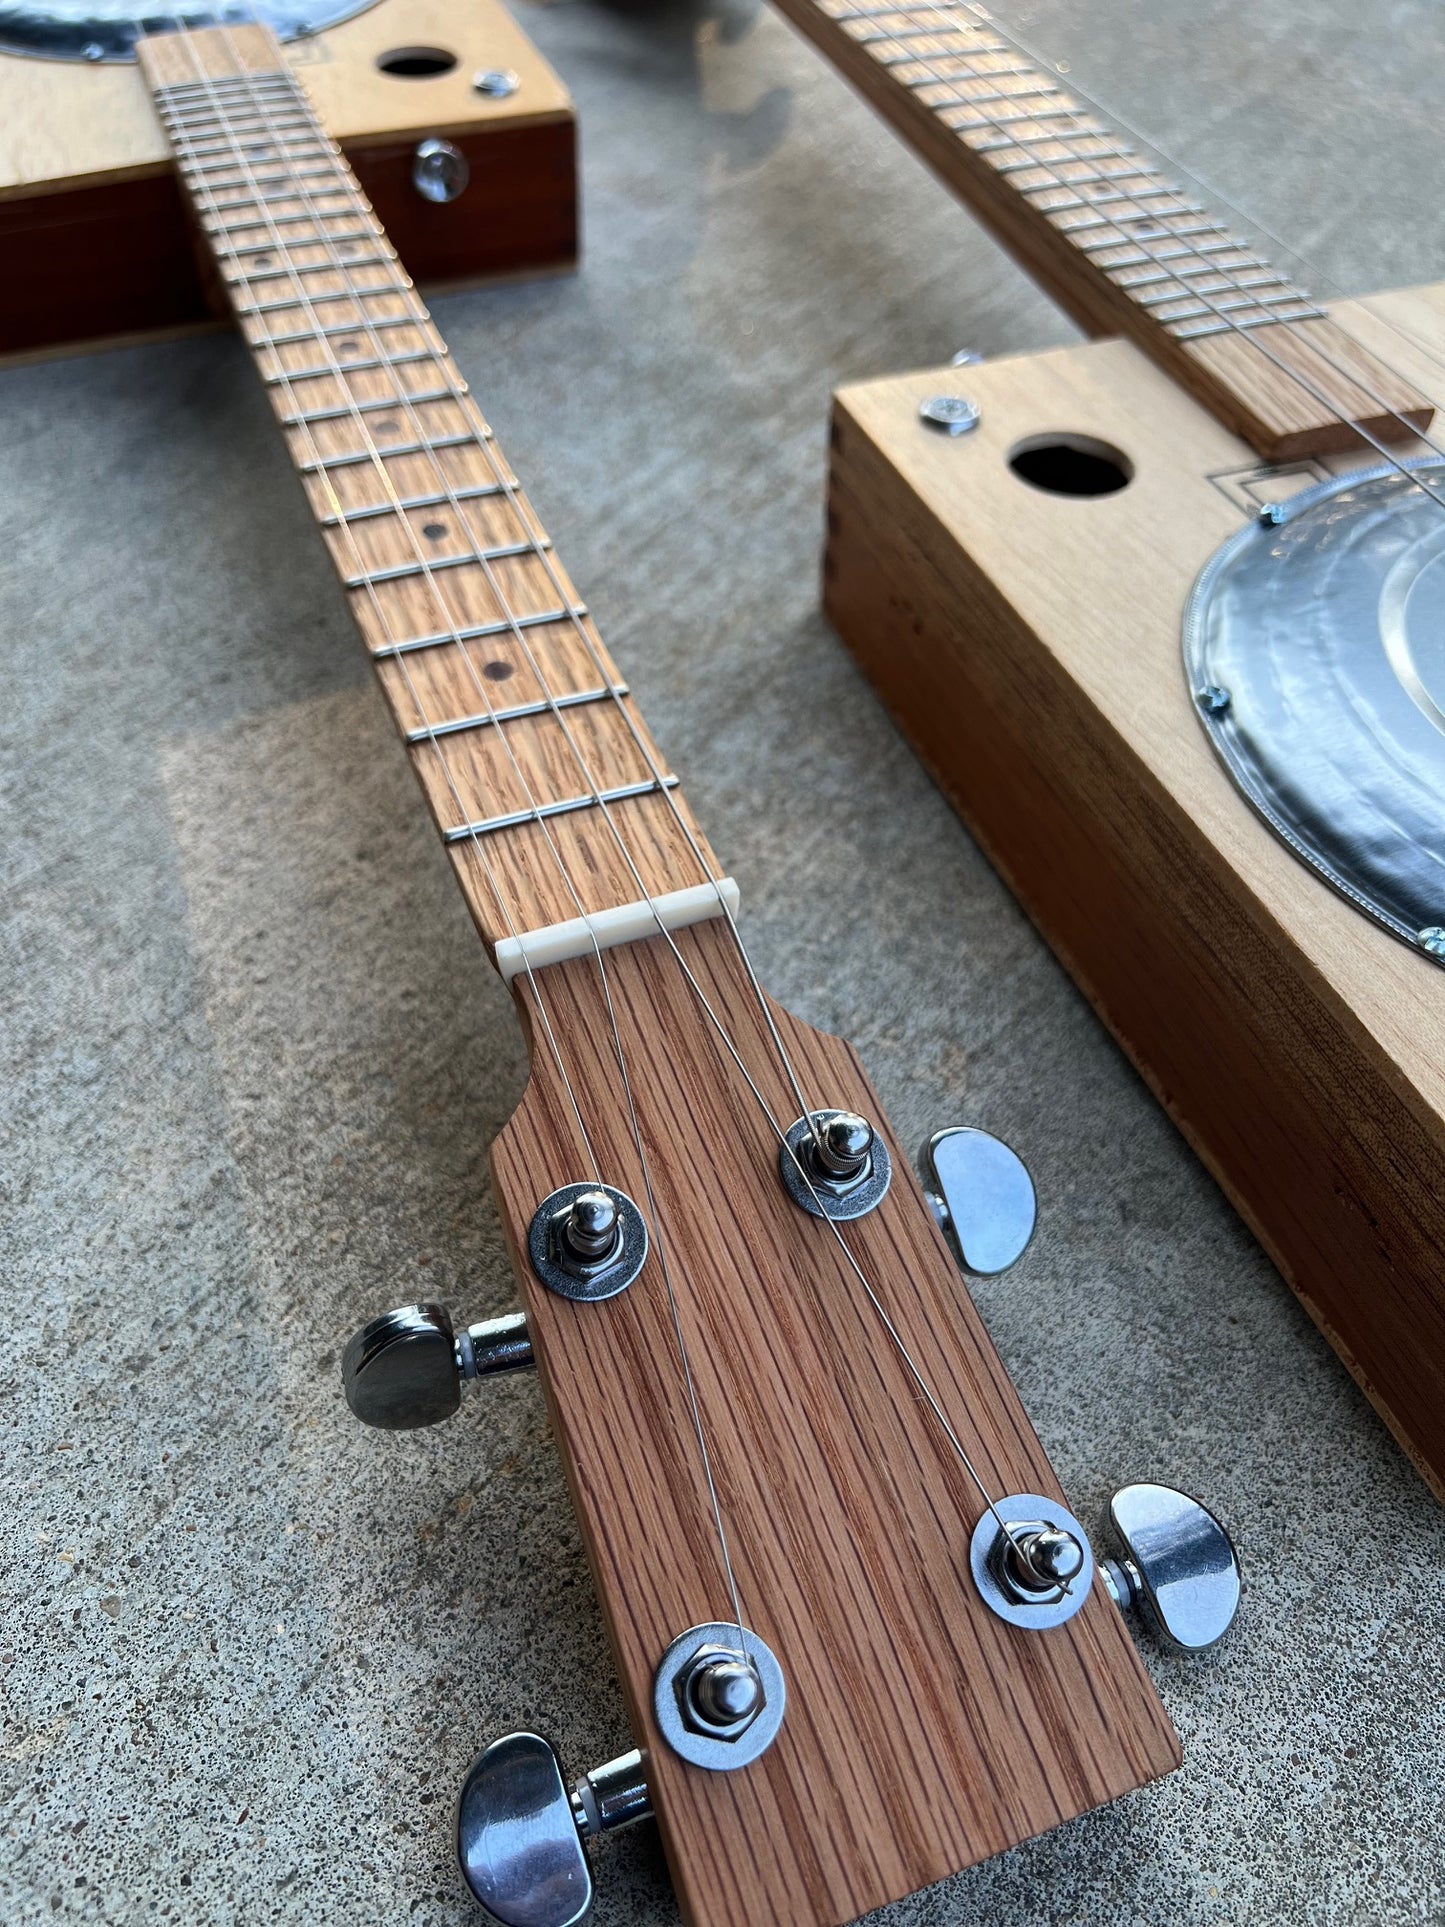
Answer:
[343, 917, 1238, 1925]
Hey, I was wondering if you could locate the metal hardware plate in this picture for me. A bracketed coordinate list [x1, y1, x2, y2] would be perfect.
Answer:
[969, 1493, 1095, 1631]
[1185, 463, 1445, 961]
[0, 0, 379, 61]
[652, 1622, 786, 1772]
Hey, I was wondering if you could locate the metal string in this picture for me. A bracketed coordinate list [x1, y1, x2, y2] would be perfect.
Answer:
[158, 21, 1071, 1599]
[163, 21, 753, 1652]
[836, 0, 1445, 506]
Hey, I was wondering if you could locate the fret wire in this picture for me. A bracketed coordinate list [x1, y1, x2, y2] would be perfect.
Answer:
[403, 682, 628, 743]
[839, 0, 1320, 329]
[195, 30, 771, 1652]
[319, 480, 513, 525]
[164, 28, 1045, 1604]
[159, 31, 616, 1202]
[343, 539, 551, 589]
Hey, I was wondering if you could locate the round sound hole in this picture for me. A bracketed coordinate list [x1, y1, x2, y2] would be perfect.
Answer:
[376, 44, 458, 77]
[1008, 433, 1133, 497]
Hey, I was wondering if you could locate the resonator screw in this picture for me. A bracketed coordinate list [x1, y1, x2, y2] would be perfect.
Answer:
[919, 394, 981, 435]
[1196, 683, 1231, 715]
[1417, 927, 1445, 956]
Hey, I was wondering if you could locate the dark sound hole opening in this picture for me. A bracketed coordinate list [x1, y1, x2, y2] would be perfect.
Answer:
[1008, 433, 1133, 497]
[376, 45, 458, 77]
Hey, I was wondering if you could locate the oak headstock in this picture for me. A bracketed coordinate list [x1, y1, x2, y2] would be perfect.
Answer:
[344, 918, 1238, 1926]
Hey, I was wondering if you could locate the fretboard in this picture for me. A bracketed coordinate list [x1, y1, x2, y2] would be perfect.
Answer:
[137, 24, 731, 980]
[771, 0, 1431, 459]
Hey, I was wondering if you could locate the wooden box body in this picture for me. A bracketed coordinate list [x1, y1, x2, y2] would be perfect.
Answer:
[825, 282, 1445, 1497]
[0, 0, 576, 360]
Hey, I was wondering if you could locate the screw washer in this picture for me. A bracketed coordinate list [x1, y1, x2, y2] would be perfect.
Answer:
[919, 394, 981, 435]
[653, 1622, 786, 1772]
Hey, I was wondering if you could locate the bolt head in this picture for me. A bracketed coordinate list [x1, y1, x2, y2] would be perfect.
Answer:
[679, 1648, 765, 1740]
[919, 394, 981, 435]
[820, 1111, 872, 1174]
[1418, 926, 1445, 957]
[1196, 683, 1232, 715]
[473, 66, 520, 97]
[565, 1189, 619, 1256]
[1022, 1525, 1085, 1587]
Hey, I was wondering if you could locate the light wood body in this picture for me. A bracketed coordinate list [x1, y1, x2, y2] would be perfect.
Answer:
[768, 0, 1428, 458]
[825, 282, 1445, 1497]
[0, 0, 575, 359]
[494, 918, 1180, 1926]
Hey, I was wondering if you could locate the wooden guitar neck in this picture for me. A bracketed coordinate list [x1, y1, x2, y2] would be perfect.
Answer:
[769, 0, 1431, 459]
[137, 23, 726, 979]
[135, 24, 1188, 1924]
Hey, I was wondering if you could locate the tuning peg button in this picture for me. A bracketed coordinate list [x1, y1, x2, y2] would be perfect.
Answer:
[921, 1127, 1037, 1274]
[342, 1303, 532, 1431]
[456, 1732, 650, 1927]
[1102, 1482, 1241, 1652]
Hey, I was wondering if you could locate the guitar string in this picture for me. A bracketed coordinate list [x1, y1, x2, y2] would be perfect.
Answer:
[159, 22, 1050, 1597]
[951, 2, 1445, 429]
[234, 22, 1058, 1582]
[149, 43, 605, 1190]
[835, 0, 1445, 506]
[940, 1, 1445, 494]
[164, 19, 753, 1656]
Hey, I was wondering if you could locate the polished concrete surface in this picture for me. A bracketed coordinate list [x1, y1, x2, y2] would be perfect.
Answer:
[3, 2, 1444, 1921]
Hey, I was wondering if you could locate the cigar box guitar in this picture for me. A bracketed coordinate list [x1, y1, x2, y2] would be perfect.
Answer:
[111, 21, 1239, 1925]
[769, 0, 1445, 1500]
[0, 0, 575, 361]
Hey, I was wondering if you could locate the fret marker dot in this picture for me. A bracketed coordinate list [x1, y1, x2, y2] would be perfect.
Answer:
[483, 661, 514, 681]
[253, 254, 271, 267]
[338, 339, 360, 355]
[375, 421, 399, 435]
[422, 521, 448, 540]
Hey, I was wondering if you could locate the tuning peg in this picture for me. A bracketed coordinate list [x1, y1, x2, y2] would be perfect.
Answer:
[1101, 1482, 1241, 1652]
[920, 1126, 1037, 1274]
[456, 1732, 650, 1927]
[341, 1303, 532, 1430]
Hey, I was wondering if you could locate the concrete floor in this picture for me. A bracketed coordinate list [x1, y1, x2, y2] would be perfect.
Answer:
[3, 1, 1444, 1922]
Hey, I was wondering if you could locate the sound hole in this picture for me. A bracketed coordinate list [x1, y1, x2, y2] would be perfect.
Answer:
[376, 45, 458, 77]
[1008, 434, 1132, 497]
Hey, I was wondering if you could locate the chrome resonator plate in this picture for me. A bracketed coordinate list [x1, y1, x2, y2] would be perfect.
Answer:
[1185, 462, 1445, 962]
[0, 0, 379, 62]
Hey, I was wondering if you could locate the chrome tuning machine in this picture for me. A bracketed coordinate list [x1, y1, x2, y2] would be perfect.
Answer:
[971, 1481, 1240, 1652]
[920, 1125, 1037, 1274]
[341, 1302, 532, 1430]
[456, 1732, 650, 1927]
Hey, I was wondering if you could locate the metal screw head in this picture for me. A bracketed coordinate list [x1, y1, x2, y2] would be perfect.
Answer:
[562, 1189, 619, 1263]
[473, 66, 520, 97]
[1418, 926, 1445, 957]
[411, 136, 470, 205]
[1007, 1522, 1086, 1594]
[1196, 683, 1232, 715]
[815, 1111, 874, 1181]
[950, 347, 984, 367]
[919, 394, 981, 435]
[683, 1653, 764, 1736]
[1257, 500, 1288, 526]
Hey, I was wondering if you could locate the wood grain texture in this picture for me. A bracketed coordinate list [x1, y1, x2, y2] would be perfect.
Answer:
[139, 24, 719, 959]
[0, 0, 575, 359]
[492, 917, 1180, 1927]
[767, 0, 1430, 458]
[823, 283, 1445, 1497]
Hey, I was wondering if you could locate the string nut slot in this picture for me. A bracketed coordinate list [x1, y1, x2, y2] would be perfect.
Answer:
[780, 1108, 893, 1221]
[528, 1182, 649, 1302]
